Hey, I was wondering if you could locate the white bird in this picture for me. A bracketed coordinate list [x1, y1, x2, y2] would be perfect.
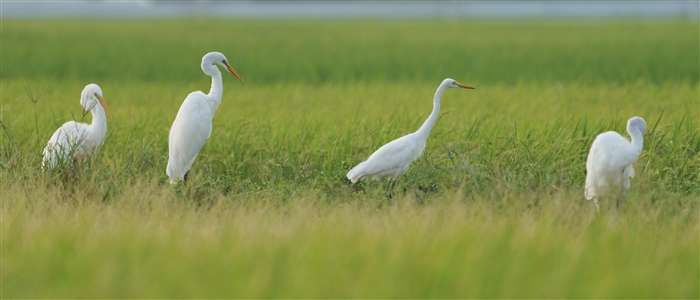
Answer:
[166, 52, 243, 184]
[42, 84, 111, 170]
[347, 78, 474, 198]
[585, 116, 647, 210]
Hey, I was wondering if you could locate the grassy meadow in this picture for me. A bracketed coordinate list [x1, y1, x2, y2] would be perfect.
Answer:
[1, 19, 699, 297]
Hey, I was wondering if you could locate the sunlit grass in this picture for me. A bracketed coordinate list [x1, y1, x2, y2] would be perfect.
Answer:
[1, 19, 698, 298]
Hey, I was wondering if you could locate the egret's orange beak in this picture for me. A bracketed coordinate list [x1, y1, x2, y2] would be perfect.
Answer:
[456, 82, 475, 89]
[96, 94, 112, 118]
[224, 61, 244, 82]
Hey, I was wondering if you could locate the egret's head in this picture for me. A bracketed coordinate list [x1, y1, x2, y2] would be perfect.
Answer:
[442, 78, 475, 90]
[628, 116, 647, 135]
[80, 84, 111, 117]
[203, 51, 243, 82]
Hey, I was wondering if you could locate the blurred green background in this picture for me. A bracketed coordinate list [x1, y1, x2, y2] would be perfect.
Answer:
[3, 20, 698, 85]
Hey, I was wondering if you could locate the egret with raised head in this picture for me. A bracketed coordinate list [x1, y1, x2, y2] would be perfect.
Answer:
[346, 78, 474, 198]
[166, 52, 243, 184]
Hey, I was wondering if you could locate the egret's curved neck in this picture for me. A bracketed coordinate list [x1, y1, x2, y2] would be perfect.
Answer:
[203, 63, 224, 110]
[88, 104, 107, 142]
[628, 127, 644, 155]
[415, 85, 447, 140]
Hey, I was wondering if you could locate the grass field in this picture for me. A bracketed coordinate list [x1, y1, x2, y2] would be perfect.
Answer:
[1, 19, 699, 298]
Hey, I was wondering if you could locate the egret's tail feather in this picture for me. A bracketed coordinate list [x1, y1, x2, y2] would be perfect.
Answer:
[584, 167, 596, 200]
[346, 163, 365, 183]
[584, 186, 596, 200]
[166, 162, 183, 185]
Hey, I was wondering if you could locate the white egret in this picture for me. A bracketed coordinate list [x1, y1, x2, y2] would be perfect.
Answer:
[585, 116, 646, 210]
[166, 52, 243, 184]
[346, 78, 474, 198]
[42, 83, 111, 170]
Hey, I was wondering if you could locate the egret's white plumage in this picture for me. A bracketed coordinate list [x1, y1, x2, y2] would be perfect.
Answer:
[42, 84, 111, 170]
[347, 78, 474, 197]
[585, 116, 646, 210]
[166, 52, 243, 184]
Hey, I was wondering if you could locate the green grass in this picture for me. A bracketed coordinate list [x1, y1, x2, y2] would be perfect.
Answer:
[1, 19, 698, 298]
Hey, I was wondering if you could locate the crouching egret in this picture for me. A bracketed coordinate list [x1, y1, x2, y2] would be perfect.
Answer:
[166, 52, 243, 184]
[585, 116, 647, 210]
[42, 83, 112, 170]
[346, 78, 474, 198]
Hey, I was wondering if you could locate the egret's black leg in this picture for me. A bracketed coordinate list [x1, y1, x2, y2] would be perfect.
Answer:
[616, 193, 626, 209]
[385, 178, 397, 199]
[183, 171, 189, 184]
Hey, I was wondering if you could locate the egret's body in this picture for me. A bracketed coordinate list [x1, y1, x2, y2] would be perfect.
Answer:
[42, 84, 111, 170]
[585, 116, 646, 210]
[347, 78, 474, 197]
[167, 52, 243, 184]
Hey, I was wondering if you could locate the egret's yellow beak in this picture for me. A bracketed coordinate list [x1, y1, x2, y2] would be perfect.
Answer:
[96, 93, 112, 118]
[456, 82, 475, 89]
[223, 61, 244, 82]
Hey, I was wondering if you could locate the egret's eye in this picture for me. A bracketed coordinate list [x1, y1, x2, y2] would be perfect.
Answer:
[221, 59, 227, 65]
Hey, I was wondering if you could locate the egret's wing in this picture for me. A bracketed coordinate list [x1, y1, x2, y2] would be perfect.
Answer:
[610, 145, 641, 175]
[42, 121, 88, 170]
[167, 92, 213, 183]
[347, 134, 419, 182]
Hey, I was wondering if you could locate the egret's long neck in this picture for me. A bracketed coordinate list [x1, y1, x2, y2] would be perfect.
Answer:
[629, 128, 644, 156]
[203, 64, 224, 111]
[415, 85, 447, 140]
[88, 104, 107, 143]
